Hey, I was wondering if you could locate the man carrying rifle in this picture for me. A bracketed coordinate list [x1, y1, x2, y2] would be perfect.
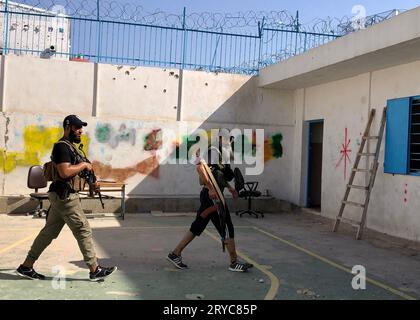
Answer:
[167, 129, 254, 272]
[16, 115, 117, 281]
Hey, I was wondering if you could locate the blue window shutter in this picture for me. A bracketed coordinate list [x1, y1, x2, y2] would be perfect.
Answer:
[384, 98, 410, 174]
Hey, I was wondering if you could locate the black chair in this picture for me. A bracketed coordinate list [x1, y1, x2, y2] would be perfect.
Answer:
[27, 165, 49, 218]
[234, 168, 264, 218]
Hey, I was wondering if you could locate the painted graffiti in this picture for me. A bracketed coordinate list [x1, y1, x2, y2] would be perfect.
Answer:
[266, 133, 283, 161]
[1, 123, 283, 181]
[0, 126, 89, 173]
[144, 129, 163, 151]
[335, 127, 352, 180]
[252, 132, 283, 162]
[92, 156, 159, 183]
[95, 123, 136, 149]
[172, 131, 283, 163]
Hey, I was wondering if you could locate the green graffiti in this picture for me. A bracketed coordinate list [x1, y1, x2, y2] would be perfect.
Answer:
[95, 124, 111, 143]
[271, 133, 283, 158]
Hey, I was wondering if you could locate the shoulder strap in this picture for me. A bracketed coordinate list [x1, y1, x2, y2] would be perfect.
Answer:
[56, 140, 75, 151]
[52, 140, 83, 166]
[55, 140, 81, 157]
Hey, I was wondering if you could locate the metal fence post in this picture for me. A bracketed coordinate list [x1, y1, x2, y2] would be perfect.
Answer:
[3, 0, 10, 55]
[177, 7, 188, 122]
[294, 10, 300, 55]
[181, 7, 187, 70]
[96, 0, 102, 63]
[211, 28, 222, 70]
[257, 17, 265, 72]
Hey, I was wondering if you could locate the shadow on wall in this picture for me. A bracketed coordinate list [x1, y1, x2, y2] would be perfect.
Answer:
[129, 75, 288, 210]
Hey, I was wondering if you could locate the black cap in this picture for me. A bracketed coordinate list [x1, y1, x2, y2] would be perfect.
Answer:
[63, 115, 87, 128]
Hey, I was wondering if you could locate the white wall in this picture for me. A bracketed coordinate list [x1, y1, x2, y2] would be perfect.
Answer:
[368, 60, 420, 241]
[0, 56, 292, 200]
[300, 74, 371, 220]
[4, 55, 94, 115]
[293, 60, 420, 241]
[97, 65, 179, 121]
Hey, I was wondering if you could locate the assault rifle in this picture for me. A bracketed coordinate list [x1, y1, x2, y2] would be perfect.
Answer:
[77, 144, 105, 209]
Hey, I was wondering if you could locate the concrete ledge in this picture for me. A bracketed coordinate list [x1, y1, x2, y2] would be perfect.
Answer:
[0, 196, 292, 215]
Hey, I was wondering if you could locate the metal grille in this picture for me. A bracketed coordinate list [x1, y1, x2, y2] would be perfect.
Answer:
[409, 98, 420, 173]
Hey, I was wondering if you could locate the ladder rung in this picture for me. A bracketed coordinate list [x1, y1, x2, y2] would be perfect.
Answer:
[363, 136, 379, 140]
[352, 168, 372, 173]
[342, 201, 365, 208]
[337, 217, 361, 228]
[358, 153, 376, 157]
[348, 184, 369, 190]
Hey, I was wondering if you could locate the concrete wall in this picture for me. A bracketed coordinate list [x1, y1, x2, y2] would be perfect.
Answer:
[293, 60, 420, 242]
[0, 55, 293, 203]
[4, 55, 94, 115]
[97, 65, 179, 121]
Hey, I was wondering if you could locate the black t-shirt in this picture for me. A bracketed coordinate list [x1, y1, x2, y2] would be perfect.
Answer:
[48, 139, 77, 193]
[52, 140, 77, 165]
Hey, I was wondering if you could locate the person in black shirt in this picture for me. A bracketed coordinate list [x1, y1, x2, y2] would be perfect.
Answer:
[167, 129, 254, 272]
[16, 115, 117, 281]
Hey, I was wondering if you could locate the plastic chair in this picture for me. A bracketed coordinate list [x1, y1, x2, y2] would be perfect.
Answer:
[27, 165, 49, 218]
[234, 168, 264, 218]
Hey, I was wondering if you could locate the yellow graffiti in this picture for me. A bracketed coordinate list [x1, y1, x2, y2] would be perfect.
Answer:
[0, 126, 90, 173]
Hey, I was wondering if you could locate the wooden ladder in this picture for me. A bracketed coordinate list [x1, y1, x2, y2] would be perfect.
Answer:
[333, 108, 387, 240]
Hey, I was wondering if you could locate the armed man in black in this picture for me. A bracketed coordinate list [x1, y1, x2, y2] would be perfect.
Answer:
[167, 129, 254, 272]
[16, 115, 117, 281]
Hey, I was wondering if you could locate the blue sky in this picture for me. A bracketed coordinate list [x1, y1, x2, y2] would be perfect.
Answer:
[133, 0, 420, 24]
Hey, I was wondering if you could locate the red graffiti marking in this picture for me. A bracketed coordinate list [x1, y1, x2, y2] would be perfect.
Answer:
[336, 127, 352, 180]
[92, 155, 160, 183]
[403, 183, 408, 204]
[144, 129, 163, 151]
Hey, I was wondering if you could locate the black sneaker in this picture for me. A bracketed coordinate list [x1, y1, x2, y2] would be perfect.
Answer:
[16, 265, 46, 280]
[167, 252, 188, 270]
[229, 261, 254, 272]
[89, 265, 117, 282]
